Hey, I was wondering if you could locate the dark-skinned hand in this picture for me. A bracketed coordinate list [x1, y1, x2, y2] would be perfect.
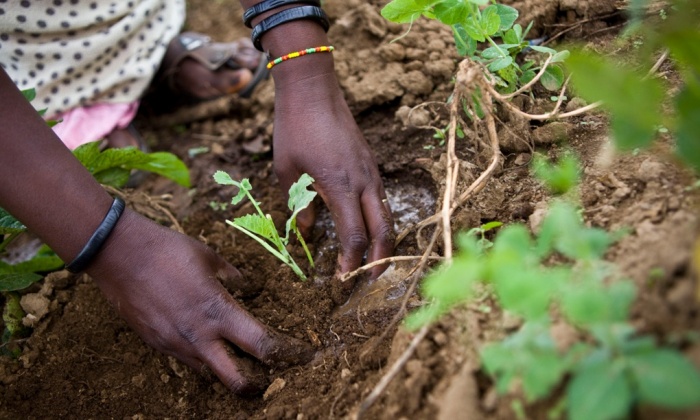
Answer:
[272, 70, 396, 302]
[86, 209, 315, 394]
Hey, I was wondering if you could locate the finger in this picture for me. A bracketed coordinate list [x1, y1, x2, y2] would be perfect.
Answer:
[217, 298, 315, 367]
[213, 258, 261, 297]
[325, 191, 368, 274]
[295, 201, 317, 239]
[361, 190, 396, 279]
[198, 341, 267, 395]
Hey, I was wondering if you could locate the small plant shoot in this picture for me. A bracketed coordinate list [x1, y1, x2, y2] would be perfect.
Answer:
[214, 171, 316, 280]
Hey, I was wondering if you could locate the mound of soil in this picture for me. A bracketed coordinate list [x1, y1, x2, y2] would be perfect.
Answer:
[2, 1, 698, 419]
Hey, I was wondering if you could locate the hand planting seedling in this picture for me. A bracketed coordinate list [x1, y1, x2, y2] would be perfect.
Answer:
[214, 171, 316, 280]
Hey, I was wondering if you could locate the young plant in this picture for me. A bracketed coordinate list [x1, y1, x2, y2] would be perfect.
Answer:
[406, 155, 700, 418]
[214, 171, 316, 280]
[381, 0, 568, 93]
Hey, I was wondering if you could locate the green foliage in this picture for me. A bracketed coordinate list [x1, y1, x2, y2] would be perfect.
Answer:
[214, 171, 316, 280]
[566, 0, 700, 172]
[407, 163, 700, 417]
[381, 0, 568, 92]
[566, 51, 664, 150]
[0, 245, 64, 292]
[0, 208, 25, 235]
[73, 141, 190, 189]
[532, 152, 580, 195]
[1, 292, 28, 357]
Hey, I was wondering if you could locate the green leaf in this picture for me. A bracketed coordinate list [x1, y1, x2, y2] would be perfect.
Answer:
[462, 16, 485, 42]
[380, 0, 429, 23]
[128, 152, 190, 188]
[214, 172, 252, 205]
[480, 5, 501, 36]
[285, 174, 317, 241]
[481, 46, 503, 59]
[453, 24, 477, 56]
[566, 50, 664, 150]
[529, 45, 558, 55]
[494, 4, 518, 31]
[628, 349, 700, 409]
[0, 272, 43, 292]
[567, 356, 633, 420]
[561, 280, 636, 326]
[541, 64, 565, 91]
[21, 88, 36, 102]
[0, 207, 26, 234]
[92, 167, 130, 188]
[481, 321, 568, 401]
[433, 0, 472, 25]
[480, 221, 503, 232]
[675, 85, 700, 173]
[232, 214, 278, 243]
[73, 141, 190, 188]
[532, 152, 580, 195]
[503, 28, 520, 45]
[551, 49, 570, 64]
[488, 56, 513, 72]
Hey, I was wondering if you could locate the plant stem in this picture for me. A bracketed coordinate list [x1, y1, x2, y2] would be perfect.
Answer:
[226, 220, 307, 280]
[294, 228, 315, 269]
[0, 232, 20, 254]
[486, 35, 507, 57]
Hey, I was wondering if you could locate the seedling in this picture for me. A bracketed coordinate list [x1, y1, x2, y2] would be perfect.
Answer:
[381, 0, 569, 93]
[214, 171, 316, 280]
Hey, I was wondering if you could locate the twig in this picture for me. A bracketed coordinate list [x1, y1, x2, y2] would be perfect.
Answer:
[354, 324, 430, 419]
[646, 49, 670, 78]
[359, 228, 440, 361]
[339, 255, 443, 283]
[500, 54, 554, 100]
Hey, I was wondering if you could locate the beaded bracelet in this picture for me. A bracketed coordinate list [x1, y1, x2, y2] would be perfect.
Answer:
[251, 5, 329, 51]
[65, 197, 125, 273]
[243, 0, 321, 28]
[266, 45, 334, 69]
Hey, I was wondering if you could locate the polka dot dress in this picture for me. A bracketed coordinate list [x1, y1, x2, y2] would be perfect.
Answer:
[0, 0, 185, 117]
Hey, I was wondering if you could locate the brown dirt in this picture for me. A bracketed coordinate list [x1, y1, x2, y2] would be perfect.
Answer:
[2, 1, 699, 419]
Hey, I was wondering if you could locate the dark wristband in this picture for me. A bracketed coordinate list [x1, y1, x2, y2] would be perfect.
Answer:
[65, 197, 125, 273]
[243, 0, 321, 28]
[251, 5, 330, 51]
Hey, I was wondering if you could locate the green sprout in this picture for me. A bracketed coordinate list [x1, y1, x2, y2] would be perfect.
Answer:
[214, 171, 316, 280]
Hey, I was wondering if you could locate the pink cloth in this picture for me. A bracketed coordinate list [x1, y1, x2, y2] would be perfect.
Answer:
[51, 102, 140, 150]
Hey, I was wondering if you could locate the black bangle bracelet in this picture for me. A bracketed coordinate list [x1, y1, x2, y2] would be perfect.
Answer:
[251, 5, 330, 51]
[65, 197, 125, 273]
[243, 0, 321, 28]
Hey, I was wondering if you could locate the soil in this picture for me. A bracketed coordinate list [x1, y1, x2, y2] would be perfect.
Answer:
[2, 1, 699, 419]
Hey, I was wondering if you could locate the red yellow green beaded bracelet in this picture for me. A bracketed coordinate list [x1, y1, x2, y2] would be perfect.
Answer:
[266, 46, 335, 70]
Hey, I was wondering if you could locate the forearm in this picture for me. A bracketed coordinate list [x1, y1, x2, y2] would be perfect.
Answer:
[0, 68, 113, 263]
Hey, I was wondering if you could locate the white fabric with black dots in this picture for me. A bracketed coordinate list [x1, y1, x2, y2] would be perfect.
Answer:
[0, 0, 185, 116]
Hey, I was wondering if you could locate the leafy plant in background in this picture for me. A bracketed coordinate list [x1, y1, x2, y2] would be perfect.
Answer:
[381, 0, 568, 93]
[565, 0, 700, 172]
[214, 171, 316, 281]
[406, 155, 700, 419]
